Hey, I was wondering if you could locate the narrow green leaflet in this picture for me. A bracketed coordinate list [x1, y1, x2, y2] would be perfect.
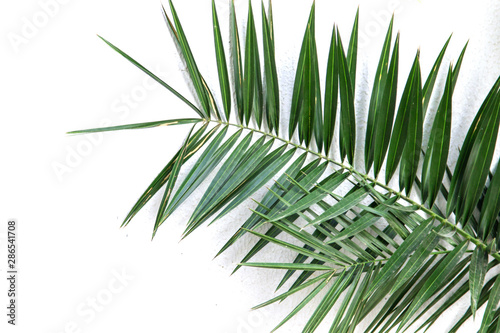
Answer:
[251, 4, 264, 127]
[299, 22, 316, 148]
[239, 262, 334, 271]
[399, 51, 423, 195]
[398, 241, 468, 332]
[212, 0, 231, 120]
[67, 118, 203, 134]
[455, 90, 500, 225]
[421, 66, 453, 207]
[243, 1, 258, 125]
[337, 29, 356, 164]
[372, 33, 399, 178]
[311, 15, 324, 153]
[365, 16, 394, 172]
[166, 1, 220, 119]
[480, 274, 500, 333]
[262, 1, 280, 133]
[422, 35, 451, 116]
[447, 75, 500, 216]
[292, 4, 322, 151]
[97, 36, 203, 118]
[289, 3, 314, 141]
[479, 157, 500, 239]
[346, 8, 359, 88]
[323, 25, 339, 156]
[230, 0, 244, 120]
[470, 247, 488, 317]
[267, 0, 274, 43]
[385, 52, 421, 183]
[451, 42, 468, 92]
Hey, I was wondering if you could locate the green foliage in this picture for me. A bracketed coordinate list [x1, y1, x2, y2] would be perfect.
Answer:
[72, 1, 500, 332]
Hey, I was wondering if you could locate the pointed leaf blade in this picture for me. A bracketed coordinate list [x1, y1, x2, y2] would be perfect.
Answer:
[98, 35, 203, 117]
[230, 0, 244, 121]
[212, 0, 231, 120]
[373, 34, 399, 178]
[470, 247, 488, 317]
[365, 16, 394, 172]
[262, 2, 280, 133]
[385, 52, 421, 183]
[346, 8, 359, 88]
[399, 52, 423, 195]
[324, 25, 339, 156]
[337, 29, 356, 164]
[421, 66, 453, 207]
[67, 118, 203, 134]
[422, 35, 451, 116]
[447, 76, 500, 216]
[479, 157, 500, 239]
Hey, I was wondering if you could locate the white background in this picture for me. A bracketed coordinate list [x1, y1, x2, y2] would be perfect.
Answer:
[2, 0, 500, 332]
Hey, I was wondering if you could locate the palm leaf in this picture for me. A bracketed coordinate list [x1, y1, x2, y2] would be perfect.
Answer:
[74, 3, 500, 332]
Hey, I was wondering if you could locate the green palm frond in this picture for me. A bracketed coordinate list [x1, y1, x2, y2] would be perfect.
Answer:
[71, 1, 500, 332]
